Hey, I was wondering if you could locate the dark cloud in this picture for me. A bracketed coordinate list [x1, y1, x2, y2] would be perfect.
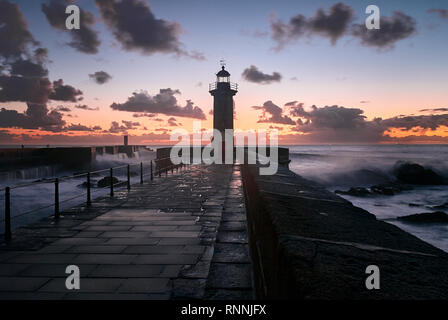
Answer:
[55, 106, 71, 112]
[167, 117, 178, 126]
[108, 120, 140, 133]
[270, 13, 307, 49]
[419, 108, 448, 113]
[285, 102, 448, 143]
[352, 11, 416, 49]
[110, 88, 206, 120]
[290, 103, 367, 130]
[242, 65, 282, 84]
[0, 76, 52, 104]
[89, 71, 112, 84]
[0, 0, 38, 58]
[0, 103, 66, 132]
[95, 0, 203, 59]
[65, 123, 97, 132]
[381, 114, 448, 131]
[122, 120, 140, 129]
[0, 130, 172, 145]
[269, 3, 415, 50]
[42, 0, 101, 54]
[49, 79, 83, 102]
[307, 2, 354, 44]
[270, 2, 353, 48]
[428, 8, 448, 20]
[10, 58, 48, 78]
[284, 101, 298, 107]
[252, 100, 295, 125]
[74, 104, 99, 111]
[132, 113, 155, 118]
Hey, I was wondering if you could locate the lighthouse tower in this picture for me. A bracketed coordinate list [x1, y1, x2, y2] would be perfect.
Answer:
[209, 65, 238, 136]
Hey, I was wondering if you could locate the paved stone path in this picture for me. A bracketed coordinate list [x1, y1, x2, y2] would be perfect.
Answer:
[0, 164, 253, 299]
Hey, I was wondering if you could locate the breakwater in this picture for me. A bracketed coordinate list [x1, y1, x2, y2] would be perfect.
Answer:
[241, 162, 448, 299]
[0, 145, 147, 171]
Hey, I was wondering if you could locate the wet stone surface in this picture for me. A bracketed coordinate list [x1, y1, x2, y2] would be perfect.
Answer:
[0, 164, 253, 299]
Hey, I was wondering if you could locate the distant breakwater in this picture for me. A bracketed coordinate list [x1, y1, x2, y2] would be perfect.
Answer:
[0, 145, 148, 172]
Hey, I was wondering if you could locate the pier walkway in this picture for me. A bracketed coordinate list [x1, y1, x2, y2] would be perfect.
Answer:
[0, 165, 253, 299]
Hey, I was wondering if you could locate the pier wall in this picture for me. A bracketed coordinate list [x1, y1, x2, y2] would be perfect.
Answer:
[0, 145, 147, 171]
[241, 163, 448, 299]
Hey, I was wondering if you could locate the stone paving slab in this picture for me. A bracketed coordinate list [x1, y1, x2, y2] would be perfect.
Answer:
[0, 164, 253, 299]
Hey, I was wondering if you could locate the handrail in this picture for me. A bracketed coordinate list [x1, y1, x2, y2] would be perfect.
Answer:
[1, 157, 193, 240]
[208, 82, 238, 91]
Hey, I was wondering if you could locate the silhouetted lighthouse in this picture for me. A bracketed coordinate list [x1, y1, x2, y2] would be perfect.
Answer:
[209, 65, 238, 136]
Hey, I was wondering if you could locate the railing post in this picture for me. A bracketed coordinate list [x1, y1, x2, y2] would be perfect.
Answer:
[110, 168, 114, 197]
[127, 164, 131, 190]
[54, 178, 59, 219]
[4, 187, 11, 241]
[140, 162, 143, 184]
[87, 172, 91, 206]
[150, 161, 153, 181]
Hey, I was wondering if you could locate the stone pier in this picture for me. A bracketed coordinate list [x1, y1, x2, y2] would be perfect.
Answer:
[0, 165, 253, 299]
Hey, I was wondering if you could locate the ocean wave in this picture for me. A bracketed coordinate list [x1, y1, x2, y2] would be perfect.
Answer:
[292, 159, 448, 188]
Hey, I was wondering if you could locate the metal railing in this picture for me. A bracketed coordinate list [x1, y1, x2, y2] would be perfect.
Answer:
[208, 82, 238, 91]
[0, 157, 191, 241]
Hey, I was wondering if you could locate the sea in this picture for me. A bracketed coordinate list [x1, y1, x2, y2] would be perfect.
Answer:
[0, 144, 447, 252]
[288, 144, 448, 252]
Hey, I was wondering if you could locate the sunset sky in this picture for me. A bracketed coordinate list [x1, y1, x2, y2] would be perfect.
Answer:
[0, 0, 447, 145]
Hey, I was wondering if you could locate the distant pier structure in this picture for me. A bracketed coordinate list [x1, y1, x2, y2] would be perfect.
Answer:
[209, 64, 238, 136]
[124, 135, 129, 146]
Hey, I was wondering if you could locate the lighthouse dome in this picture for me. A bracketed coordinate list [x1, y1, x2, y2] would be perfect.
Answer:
[216, 66, 230, 77]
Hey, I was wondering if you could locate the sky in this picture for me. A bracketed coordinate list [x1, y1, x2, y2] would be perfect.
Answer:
[0, 0, 447, 145]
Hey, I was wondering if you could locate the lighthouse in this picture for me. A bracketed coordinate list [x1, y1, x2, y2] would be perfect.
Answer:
[209, 65, 238, 136]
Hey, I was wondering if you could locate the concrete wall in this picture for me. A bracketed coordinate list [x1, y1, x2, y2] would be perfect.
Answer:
[241, 164, 448, 299]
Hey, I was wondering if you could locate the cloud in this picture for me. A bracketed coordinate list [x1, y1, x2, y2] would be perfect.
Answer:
[290, 103, 367, 130]
[419, 108, 448, 113]
[242, 65, 282, 84]
[0, 0, 38, 58]
[252, 100, 295, 125]
[284, 101, 298, 107]
[108, 120, 140, 133]
[269, 2, 353, 48]
[307, 2, 354, 44]
[95, 0, 203, 59]
[352, 11, 416, 49]
[428, 8, 448, 20]
[0, 130, 173, 145]
[41, 0, 101, 54]
[269, 3, 415, 50]
[10, 58, 48, 78]
[381, 114, 448, 131]
[110, 88, 206, 119]
[270, 12, 307, 49]
[74, 104, 99, 111]
[284, 101, 448, 143]
[0, 76, 52, 104]
[49, 79, 83, 102]
[55, 106, 71, 112]
[167, 117, 179, 126]
[65, 123, 99, 132]
[0, 103, 66, 132]
[89, 71, 112, 84]
[122, 120, 140, 128]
